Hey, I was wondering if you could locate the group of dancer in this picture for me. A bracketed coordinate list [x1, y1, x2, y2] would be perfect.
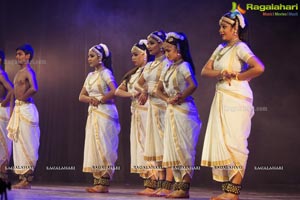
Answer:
[0, 9, 264, 200]
[78, 9, 264, 200]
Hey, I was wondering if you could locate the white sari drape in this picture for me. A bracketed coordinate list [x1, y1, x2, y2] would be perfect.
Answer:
[142, 56, 170, 162]
[161, 61, 201, 182]
[82, 104, 120, 178]
[122, 67, 152, 178]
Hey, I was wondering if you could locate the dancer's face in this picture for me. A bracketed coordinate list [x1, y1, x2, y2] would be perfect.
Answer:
[131, 48, 146, 67]
[164, 43, 181, 62]
[88, 50, 101, 68]
[16, 50, 30, 65]
[147, 37, 162, 56]
[219, 21, 236, 42]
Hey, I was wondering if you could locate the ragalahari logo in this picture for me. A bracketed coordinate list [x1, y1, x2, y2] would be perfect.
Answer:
[232, 1, 298, 17]
[231, 2, 246, 14]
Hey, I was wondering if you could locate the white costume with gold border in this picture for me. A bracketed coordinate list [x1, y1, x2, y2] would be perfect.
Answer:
[7, 100, 40, 175]
[122, 67, 150, 178]
[142, 56, 170, 162]
[201, 42, 255, 182]
[160, 61, 201, 182]
[82, 68, 120, 178]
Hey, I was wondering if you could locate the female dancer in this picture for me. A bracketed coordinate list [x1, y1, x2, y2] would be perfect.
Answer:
[155, 32, 201, 198]
[79, 43, 120, 193]
[201, 10, 264, 200]
[135, 31, 171, 195]
[114, 39, 152, 188]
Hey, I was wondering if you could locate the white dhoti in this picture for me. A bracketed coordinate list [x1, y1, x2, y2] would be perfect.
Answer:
[7, 100, 40, 175]
[162, 102, 201, 182]
[201, 87, 254, 182]
[82, 104, 120, 178]
[0, 106, 11, 167]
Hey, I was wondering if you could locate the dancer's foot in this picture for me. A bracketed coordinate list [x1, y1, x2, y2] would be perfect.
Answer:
[86, 185, 109, 193]
[210, 192, 239, 200]
[151, 188, 172, 197]
[166, 190, 189, 198]
[12, 180, 31, 189]
[137, 187, 155, 195]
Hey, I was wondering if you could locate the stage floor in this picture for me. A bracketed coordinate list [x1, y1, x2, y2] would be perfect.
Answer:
[3, 184, 300, 200]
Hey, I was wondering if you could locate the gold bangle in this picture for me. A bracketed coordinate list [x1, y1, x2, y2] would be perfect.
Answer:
[219, 69, 225, 80]
[235, 73, 239, 80]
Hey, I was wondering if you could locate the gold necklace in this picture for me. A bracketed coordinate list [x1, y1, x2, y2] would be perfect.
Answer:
[163, 60, 183, 88]
[87, 71, 100, 87]
[128, 68, 143, 89]
[216, 40, 240, 61]
[148, 60, 162, 73]
[147, 55, 166, 73]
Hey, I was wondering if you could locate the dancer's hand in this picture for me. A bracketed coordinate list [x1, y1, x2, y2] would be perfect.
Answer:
[167, 96, 176, 105]
[138, 92, 148, 105]
[175, 93, 184, 104]
[167, 93, 182, 105]
[131, 91, 140, 99]
[220, 70, 233, 86]
[90, 97, 100, 106]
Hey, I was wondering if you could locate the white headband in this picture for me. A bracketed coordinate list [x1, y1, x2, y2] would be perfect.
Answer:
[138, 39, 147, 46]
[220, 9, 246, 29]
[166, 32, 184, 40]
[230, 9, 246, 28]
[89, 43, 110, 58]
[147, 32, 165, 43]
[131, 39, 147, 54]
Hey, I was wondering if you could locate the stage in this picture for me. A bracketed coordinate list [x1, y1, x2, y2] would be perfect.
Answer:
[3, 184, 300, 200]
